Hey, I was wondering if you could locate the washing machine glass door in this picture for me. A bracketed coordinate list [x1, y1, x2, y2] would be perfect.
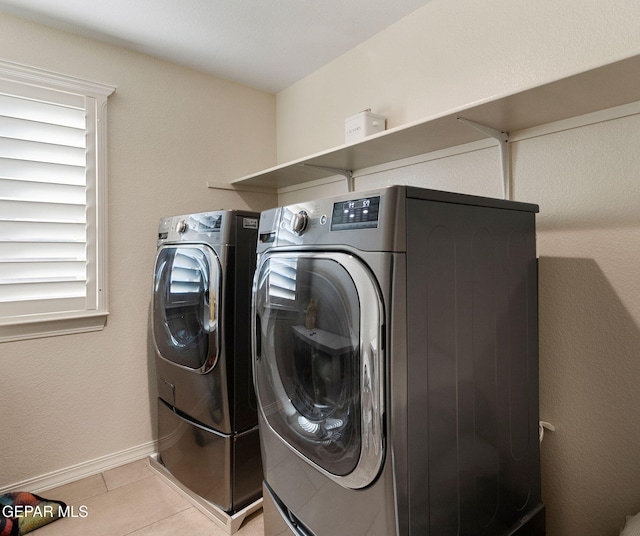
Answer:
[153, 244, 221, 372]
[254, 252, 384, 489]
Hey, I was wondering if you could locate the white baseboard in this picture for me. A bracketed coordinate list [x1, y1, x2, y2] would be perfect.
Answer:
[1, 441, 157, 495]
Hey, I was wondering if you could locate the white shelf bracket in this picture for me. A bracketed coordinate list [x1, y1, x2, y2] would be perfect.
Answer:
[457, 117, 511, 200]
[301, 164, 354, 192]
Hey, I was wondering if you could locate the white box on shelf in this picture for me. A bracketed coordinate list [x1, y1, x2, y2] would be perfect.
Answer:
[345, 110, 386, 143]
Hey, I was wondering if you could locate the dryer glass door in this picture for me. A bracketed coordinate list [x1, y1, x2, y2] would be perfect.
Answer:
[254, 252, 384, 489]
[153, 244, 220, 371]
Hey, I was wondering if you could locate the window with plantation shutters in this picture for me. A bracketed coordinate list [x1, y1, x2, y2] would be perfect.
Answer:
[0, 60, 115, 342]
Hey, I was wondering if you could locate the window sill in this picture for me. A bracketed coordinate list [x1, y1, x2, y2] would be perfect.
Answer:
[0, 312, 109, 343]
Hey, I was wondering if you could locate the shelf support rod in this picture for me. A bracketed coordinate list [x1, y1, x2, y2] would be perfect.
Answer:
[301, 164, 354, 192]
[457, 117, 511, 200]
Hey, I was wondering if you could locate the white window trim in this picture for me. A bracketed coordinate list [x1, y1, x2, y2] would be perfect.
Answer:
[0, 60, 116, 342]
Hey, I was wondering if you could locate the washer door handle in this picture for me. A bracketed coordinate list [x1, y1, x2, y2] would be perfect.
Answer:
[362, 337, 380, 455]
[255, 314, 262, 361]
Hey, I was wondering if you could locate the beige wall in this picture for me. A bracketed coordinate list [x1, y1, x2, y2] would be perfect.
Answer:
[276, 1, 640, 535]
[277, 0, 640, 163]
[0, 12, 277, 489]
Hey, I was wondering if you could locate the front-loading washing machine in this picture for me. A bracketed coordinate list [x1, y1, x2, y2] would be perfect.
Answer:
[252, 185, 545, 535]
[152, 210, 263, 514]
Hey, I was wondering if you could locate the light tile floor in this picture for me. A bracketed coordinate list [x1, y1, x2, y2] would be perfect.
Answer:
[34, 459, 264, 536]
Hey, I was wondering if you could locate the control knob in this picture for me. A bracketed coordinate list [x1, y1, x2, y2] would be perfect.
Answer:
[176, 220, 189, 234]
[291, 210, 309, 235]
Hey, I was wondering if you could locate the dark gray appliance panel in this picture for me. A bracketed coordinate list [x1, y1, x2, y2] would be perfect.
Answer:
[228, 213, 260, 433]
[405, 198, 541, 535]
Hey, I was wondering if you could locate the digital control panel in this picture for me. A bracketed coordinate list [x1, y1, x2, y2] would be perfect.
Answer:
[158, 214, 223, 241]
[331, 196, 380, 230]
[190, 213, 222, 233]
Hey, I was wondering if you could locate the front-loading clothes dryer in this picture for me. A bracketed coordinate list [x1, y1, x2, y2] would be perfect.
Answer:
[152, 210, 262, 514]
[252, 186, 545, 535]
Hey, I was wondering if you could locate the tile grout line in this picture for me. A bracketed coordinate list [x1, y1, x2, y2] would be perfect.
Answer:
[122, 506, 199, 536]
[119, 476, 196, 536]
